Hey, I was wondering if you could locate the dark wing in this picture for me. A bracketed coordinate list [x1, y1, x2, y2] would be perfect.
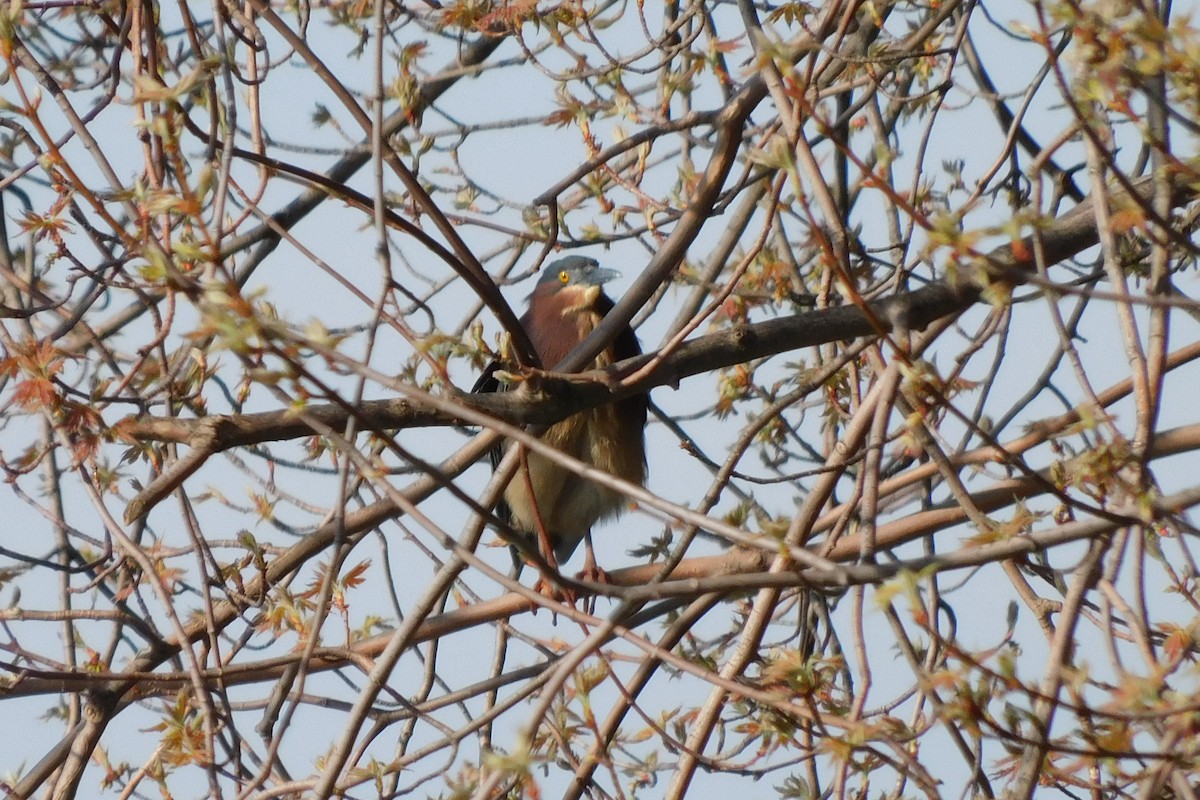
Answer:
[471, 359, 508, 475]
[470, 359, 502, 394]
[594, 292, 650, 471]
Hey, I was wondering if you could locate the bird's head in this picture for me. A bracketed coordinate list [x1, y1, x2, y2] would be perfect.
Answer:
[530, 256, 621, 314]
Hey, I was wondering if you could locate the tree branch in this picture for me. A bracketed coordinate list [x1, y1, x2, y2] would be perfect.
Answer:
[119, 168, 1199, 523]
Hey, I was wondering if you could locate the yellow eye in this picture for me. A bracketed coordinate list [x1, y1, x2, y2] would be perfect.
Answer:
[558, 270, 570, 284]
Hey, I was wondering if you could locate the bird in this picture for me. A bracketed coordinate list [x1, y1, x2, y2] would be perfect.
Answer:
[473, 256, 647, 579]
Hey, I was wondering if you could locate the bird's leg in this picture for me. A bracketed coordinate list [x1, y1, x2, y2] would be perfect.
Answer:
[576, 531, 609, 615]
[518, 446, 557, 570]
[519, 446, 573, 603]
[578, 530, 610, 584]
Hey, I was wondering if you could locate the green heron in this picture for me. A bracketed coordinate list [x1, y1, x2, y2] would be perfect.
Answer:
[474, 256, 647, 576]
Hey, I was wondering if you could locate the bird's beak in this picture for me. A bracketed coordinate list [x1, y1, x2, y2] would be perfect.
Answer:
[589, 267, 621, 285]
